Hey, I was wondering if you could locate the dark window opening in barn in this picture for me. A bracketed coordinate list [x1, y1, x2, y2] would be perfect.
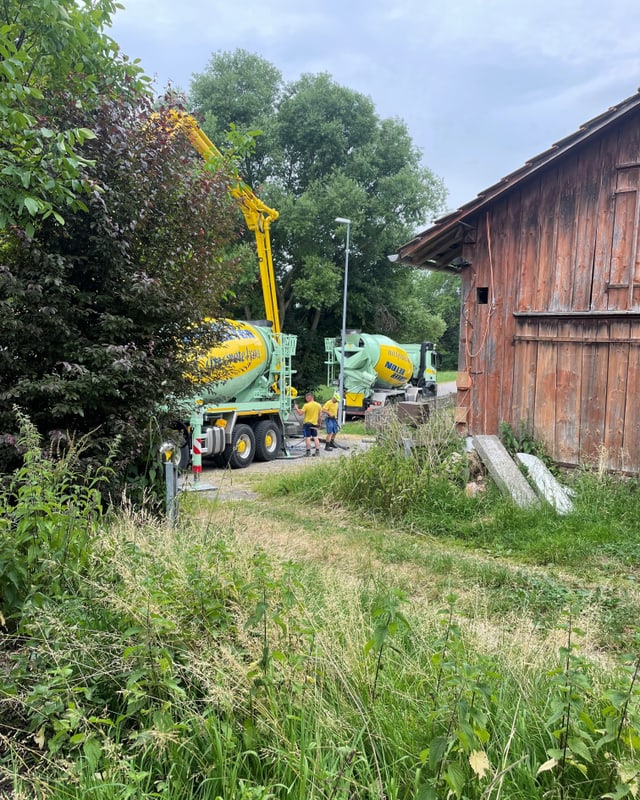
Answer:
[477, 287, 489, 304]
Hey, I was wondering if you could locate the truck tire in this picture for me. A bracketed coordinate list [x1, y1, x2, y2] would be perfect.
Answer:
[178, 440, 191, 471]
[253, 420, 282, 462]
[224, 424, 256, 469]
[170, 422, 191, 470]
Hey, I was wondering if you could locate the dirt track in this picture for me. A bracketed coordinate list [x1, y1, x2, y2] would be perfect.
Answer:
[179, 432, 372, 500]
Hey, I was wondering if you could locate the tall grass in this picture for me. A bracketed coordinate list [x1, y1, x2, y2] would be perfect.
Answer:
[261, 408, 640, 649]
[3, 510, 639, 799]
[2, 411, 640, 798]
[280, 409, 640, 572]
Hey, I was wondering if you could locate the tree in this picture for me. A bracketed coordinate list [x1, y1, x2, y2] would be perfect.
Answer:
[0, 0, 148, 235]
[406, 271, 461, 370]
[0, 99, 242, 481]
[189, 53, 447, 386]
[190, 49, 283, 188]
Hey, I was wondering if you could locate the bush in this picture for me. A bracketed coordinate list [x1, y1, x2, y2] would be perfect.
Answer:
[0, 410, 110, 626]
[327, 408, 469, 517]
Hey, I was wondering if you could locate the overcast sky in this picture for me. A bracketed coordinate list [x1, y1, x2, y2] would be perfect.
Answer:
[109, 0, 640, 219]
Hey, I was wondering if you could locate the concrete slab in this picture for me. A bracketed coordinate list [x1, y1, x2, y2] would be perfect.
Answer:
[472, 435, 539, 509]
[180, 480, 218, 493]
[397, 401, 430, 425]
[516, 453, 574, 514]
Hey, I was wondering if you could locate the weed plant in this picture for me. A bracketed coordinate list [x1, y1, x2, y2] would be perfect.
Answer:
[0, 411, 112, 627]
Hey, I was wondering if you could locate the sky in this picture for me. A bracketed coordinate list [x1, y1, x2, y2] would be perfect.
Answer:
[108, 0, 640, 220]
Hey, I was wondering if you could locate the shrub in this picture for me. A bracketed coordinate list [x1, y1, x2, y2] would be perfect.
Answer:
[0, 410, 110, 626]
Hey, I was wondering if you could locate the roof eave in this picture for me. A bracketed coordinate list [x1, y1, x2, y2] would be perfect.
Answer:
[397, 89, 640, 271]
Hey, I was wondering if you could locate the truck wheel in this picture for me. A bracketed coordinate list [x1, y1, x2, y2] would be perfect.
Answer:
[254, 420, 282, 462]
[178, 440, 191, 471]
[224, 424, 256, 469]
[170, 423, 191, 470]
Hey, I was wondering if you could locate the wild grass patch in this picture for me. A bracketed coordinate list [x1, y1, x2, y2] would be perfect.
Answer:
[3, 412, 640, 799]
[5, 516, 639, 799]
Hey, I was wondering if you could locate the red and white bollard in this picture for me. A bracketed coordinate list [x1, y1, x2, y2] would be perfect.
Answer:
[192, 436, 203, 479]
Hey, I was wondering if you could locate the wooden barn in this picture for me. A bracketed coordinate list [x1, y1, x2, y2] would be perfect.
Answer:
[397, 90, 640, 474]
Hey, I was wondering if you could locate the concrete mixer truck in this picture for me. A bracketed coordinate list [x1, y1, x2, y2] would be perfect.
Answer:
[176, 318, 297, 469]
[324, 332, 439, 419]
[166, 112, 297, 470]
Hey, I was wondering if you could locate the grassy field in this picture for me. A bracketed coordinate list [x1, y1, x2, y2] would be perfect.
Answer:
[2, 411, 639, 799]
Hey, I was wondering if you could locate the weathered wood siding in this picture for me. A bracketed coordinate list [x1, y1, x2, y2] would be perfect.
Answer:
[458, 111, 640, 472]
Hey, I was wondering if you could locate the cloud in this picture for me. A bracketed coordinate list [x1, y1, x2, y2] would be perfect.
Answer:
[109, 0, 640, 211]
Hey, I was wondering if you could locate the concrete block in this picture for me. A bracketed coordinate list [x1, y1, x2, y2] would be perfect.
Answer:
[397, 401, 430, 425]
[472, 435, 539, 509]
[516, 453, 574, 514]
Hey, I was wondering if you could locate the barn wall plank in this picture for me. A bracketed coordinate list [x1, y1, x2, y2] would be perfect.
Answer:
[603, 320, 630, 471]
[621, 321, 640, 473]
[591, 133, 619, 310]
[516, 177, 541, 312]
[579, 321, 610, 464]
[533, 320, 558, 453]
[535, 168, 560, 311]
[554, 321, 582, 464]
[571, 141, 603, 311]
[512, 319, 539, 432]
[551, 152, 578, 311]
[499, 192, 522, 426]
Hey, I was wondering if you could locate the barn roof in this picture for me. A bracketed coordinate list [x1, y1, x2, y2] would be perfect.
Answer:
[397, 88, 640, 274]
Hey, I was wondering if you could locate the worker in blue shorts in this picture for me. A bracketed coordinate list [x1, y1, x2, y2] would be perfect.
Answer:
[322, 392, 340, 450]
[294, 392, 322, 456]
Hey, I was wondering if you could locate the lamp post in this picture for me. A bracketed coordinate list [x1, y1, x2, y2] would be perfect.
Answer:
[335, 217, 351, 424]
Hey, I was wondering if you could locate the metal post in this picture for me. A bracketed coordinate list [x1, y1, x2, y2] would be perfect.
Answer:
[160, 442, 179, 526]
[335, 217, 351, 424]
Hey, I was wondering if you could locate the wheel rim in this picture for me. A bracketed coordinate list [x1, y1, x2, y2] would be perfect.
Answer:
[237, 435, 250, 456]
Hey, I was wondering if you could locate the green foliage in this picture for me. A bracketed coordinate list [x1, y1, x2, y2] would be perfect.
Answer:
[324, 410, 469, 519]
[0, 0, 148, 234]
[364, 586, 410, 701]
[0, 99, 241, 498]
[190, 49, 282, 189]
[499, 420, 552, 463]
[0, 410, 108, 624]
[2, 482, 640, 799]
[0, 2, 245, 503]
[397, 271, 461, 368]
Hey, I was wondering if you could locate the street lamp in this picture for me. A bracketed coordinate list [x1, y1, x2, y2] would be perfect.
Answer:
[335, 217, 351, 424]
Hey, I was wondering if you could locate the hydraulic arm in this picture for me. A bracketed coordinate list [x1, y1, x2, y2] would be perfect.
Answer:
[167, 110, 281, 334]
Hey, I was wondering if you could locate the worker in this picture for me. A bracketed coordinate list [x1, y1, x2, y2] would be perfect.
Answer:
[294, 392, 323, 456]
[322, 392, 341, 450]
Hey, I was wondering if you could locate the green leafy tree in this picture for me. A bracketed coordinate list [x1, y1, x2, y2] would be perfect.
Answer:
[408, 271, 461, 370]
[190, 49, 283, 188]
[389, 289, 447, 346]
[0, 99, 241, 482]
[0, 0, 148, 235]
[189, 52, 447, 385]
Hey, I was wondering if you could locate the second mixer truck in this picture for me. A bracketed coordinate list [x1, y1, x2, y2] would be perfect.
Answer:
[325, 331, 439, 419]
